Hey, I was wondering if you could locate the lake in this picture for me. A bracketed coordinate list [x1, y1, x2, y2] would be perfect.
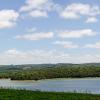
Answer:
[0, 78, 100, 94]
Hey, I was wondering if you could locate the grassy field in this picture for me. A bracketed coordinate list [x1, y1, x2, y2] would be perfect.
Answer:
[0, 89, 100, 100]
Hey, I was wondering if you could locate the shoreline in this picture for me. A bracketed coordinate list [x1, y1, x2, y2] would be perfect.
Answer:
[8, 77, 100, 81]
[0, 77, 100, 81]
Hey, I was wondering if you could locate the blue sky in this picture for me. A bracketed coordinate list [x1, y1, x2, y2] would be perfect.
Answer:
[0, 0, 100, 64]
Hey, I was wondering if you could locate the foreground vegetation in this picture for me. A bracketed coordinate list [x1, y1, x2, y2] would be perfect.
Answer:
[0, 89, 100, 100]
[0, 65, 100, 80]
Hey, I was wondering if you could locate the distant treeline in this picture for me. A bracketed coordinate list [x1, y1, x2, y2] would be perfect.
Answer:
[0, 66, 100, 80]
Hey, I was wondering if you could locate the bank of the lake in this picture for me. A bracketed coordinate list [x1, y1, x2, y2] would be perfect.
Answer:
[0, 89, 100, 100]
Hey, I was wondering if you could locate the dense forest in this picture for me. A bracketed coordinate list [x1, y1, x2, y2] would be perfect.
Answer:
[0, 63, 100, 80]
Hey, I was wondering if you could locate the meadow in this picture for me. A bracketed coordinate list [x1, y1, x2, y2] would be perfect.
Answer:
[0, 89, 100, 100]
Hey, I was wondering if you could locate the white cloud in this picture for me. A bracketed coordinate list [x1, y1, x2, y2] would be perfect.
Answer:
[15, 29, 96, 41]
[15, 32, 54, 40]
[86, 17, 98, 23]
[29, 10, 48, 17]
[60, 3, 100, 22]
[72, 54, 100, 63]
[0, 10, 19, 29]
[20, 0, 55, 18]
[53, 41, 78, 48]
[20, 0, 50, 12]
[85, 42, 100, 49]
[5, 49, 26, 56]
[0, 49, 70, 64]
[0, 49, 100, 64]
[58, 29, 96, 38]
[26, 27, 37, 33]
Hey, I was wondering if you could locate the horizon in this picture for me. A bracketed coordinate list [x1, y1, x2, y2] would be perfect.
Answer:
[0, 0, 100, 64]
[0, 62, 100, 66]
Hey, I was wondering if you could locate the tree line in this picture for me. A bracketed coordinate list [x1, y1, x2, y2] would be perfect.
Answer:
[0, 66, 100, 80]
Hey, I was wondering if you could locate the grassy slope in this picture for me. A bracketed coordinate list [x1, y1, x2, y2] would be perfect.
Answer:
[0, 89, 100, 100]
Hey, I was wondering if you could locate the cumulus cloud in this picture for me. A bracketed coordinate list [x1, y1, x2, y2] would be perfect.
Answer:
[58, 29, 96, 38]
[86, 17, 98, 23]
[29, 10, 48, 17]
[85, 42, 100, 49]
[14, 29, 96, 41]
[20, 0, 51, 12]
[60, 3, 100, 23]
[0, 10, 19, 29]
[20, 0, 57, 18]
[53, 41, 79, 48]
[15, 32, 54, 41]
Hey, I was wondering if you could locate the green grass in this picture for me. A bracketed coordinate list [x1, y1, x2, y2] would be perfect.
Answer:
[0, 89, 100, 100]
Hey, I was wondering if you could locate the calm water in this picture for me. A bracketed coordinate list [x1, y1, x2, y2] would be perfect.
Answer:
[0, 78, 100, 94]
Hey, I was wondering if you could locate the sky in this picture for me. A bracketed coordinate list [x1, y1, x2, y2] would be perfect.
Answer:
[0, 0, 100, 65]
